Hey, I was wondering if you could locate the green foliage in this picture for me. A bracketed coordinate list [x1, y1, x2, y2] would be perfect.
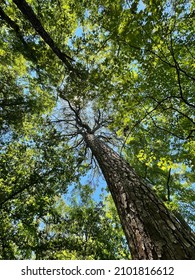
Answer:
[32, 192, 130, 260]
[0, 0, 194, 259]
[0, 122, 80, 259]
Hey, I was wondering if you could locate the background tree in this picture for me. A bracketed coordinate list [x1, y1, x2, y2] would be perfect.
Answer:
[33, 192, 130, 260]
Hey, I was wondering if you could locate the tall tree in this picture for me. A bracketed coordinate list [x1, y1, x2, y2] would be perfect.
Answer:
[55, 100, 195, 259]
[0, 0, 195, 259]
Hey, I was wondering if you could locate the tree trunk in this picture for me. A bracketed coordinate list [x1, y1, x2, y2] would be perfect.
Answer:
[84, 133, 195, 260]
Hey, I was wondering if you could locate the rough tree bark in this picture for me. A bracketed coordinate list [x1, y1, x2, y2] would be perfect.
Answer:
[83, 132, 195, 260]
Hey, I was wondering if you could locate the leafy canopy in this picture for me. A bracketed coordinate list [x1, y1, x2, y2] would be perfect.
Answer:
[0, 0, 194, 258]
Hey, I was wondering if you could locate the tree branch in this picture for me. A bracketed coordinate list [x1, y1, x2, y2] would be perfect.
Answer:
[119, 38, 195, 82]
[0, 6, 37, 62]
[167, 168, 171, 202]
[12, 0, 79, 76]
[169, 37, 195, 109]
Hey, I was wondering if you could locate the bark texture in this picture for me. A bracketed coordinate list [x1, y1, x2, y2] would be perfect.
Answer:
[84, 133, 195, 260]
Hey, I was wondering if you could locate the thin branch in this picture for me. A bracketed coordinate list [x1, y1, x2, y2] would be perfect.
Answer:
[73, 138, 85, 151]
[186, 129, 195, 140]
[167, 168, 171, 202]
[149, 115, 186, 140]
[120, 96, 173, 152]
[169, 37, 195, 109]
